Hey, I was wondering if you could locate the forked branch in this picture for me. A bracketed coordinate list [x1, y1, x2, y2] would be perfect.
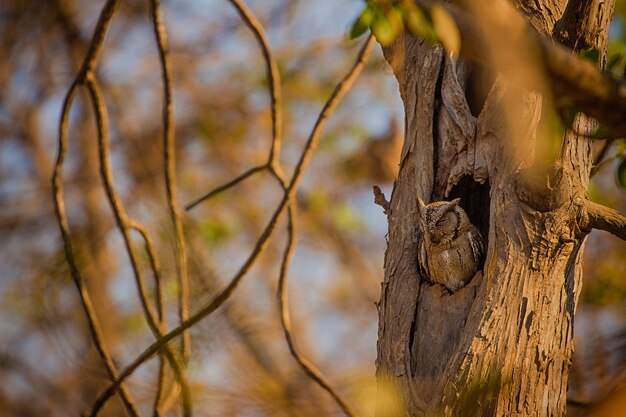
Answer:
[88, 34, 375, 417]
[84, 74, 191, 417]
[51, 1, 139, 415]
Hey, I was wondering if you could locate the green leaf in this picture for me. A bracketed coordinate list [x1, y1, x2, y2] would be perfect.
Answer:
[371, 7, 403, 46]
[431, 5, 461, 56]
[349, 6, 376, 39]
[403, 4, 437, 43]
[582, 47, 601, 64]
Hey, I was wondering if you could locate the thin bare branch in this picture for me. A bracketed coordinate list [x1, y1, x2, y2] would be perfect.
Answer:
[582, 200, 626, 241]
[50, 1, 139, 415]
[85, 76, 159, 328]
[75, 0, 120, 79]
[186, 165, 265, 210]
[278, 205, 359, 417]
[85, 74, 192, 417]
[88, 34, 375, 415]
[185, 0, 285, 211]
[150, 0, 191, 367]
[227, 0, 283, 165]
[128, 220, 165, 323]
[128, 220, 168, 416]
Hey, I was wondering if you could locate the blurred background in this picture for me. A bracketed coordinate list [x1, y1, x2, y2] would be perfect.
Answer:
[0, 0, 624, 416]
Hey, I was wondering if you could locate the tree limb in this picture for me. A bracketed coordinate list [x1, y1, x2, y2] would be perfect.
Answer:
[88, 31, 375, 417]
[149, 0, 191, 368]
[582, 200, 626, 241]
[51, 1, 140, 415]
[277, 204, 359, 417]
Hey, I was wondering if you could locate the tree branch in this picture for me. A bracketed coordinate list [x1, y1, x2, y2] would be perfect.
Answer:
[88, 34, 375, 417]
[50, 1, 140, 415]
[184, 0, 285, 211]
[185, 165, 265, 210]
[127, 220, 168, 415]
[149, 0, 191, 369]
[277, 205, 359, 417]
[227, 0, 283, 166]
[583, 200, 626, 241]
[84, 74, 192, 417]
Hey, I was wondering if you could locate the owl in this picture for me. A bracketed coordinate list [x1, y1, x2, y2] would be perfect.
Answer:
[416, 196, 484, 292]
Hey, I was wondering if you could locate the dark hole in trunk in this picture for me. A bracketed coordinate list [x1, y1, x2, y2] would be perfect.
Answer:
[448, 175, 491, 247]
[466, 64, 496, 118]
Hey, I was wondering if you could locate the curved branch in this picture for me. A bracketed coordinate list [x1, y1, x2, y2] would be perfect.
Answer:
[227, 0, 283, 165]
[149, 0, 191, 366]
[53, 87, 140, 417]
[128, 220, 165, 324]
[88, 34, 375, 416]
[85, 75, 192, 417]
[583, 200, 626, 241]
[185, 0, 285, 212]
[50, 1, 140, 415]
[278, 205, 359, 417]
[127, 220, 168, 415]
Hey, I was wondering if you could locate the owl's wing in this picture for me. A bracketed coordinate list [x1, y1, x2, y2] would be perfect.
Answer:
[417, 231, 430, 280]
[468, 225, 485, 265]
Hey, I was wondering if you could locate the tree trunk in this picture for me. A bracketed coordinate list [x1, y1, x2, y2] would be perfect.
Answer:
[375, 1, 614, 416]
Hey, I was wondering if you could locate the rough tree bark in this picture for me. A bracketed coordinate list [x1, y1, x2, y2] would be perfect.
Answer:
[375, 1, 616, 416]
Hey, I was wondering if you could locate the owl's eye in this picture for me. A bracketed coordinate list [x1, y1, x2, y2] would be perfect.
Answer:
[436, 212, 455, 227]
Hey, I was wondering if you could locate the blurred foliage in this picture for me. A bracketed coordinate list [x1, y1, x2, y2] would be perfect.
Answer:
[0, 0, 395, 415]
[0, 0, 624, 416]
[349, 0, 458, 55]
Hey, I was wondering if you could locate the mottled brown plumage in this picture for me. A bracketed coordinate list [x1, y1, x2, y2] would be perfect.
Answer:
[416, 196, 484, 292]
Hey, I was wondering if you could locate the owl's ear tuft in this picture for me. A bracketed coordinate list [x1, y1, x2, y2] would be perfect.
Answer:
[451, 198, 461, 206]
[417, 196, 426, 210]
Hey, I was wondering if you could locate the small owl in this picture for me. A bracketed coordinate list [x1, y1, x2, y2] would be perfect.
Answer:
[416, 196, 484, 292]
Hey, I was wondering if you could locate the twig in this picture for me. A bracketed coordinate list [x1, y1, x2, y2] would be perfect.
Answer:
[373, 185, 391, 215]
[128, 220, 165, 324]
[278, 205, 359, 417]
[150, 0, 191, 368]
[50, 1, 140, 415]
[128, 220, 168, 415]
[185, 0, 285, 211]
[85, 75, 192, 417]
[227, 0, 283, 166]
[582, 200, 626, 241]
[88, 34, 375, 414]
[185, 165, 265, 210]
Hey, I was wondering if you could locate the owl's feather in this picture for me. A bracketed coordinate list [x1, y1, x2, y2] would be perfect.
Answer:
[468, 224, 484, 265]
[416, 197, 484, 292]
